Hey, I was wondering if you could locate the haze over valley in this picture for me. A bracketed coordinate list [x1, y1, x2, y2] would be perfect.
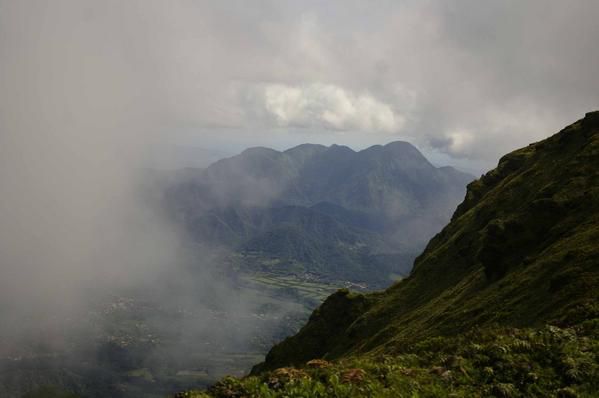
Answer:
[0, 1, 598, 397]
[0, 138, 472, 397]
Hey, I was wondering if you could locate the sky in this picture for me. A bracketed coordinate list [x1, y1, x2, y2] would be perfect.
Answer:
[2, 0, 598, 174]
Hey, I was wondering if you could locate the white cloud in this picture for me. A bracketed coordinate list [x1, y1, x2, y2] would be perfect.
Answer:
[262, 83, 404, 133]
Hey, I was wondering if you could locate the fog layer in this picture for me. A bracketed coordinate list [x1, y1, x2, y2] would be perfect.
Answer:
[0, 3, 597, 392]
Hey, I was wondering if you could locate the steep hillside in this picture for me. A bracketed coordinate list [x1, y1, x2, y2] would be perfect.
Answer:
[255, 111, 599, 370]
[165, 142, 472, 285]
[179, 113, 599, 397]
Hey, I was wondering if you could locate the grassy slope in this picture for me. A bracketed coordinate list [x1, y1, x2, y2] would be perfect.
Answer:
[256, 112, 599, 367]
[181, 320, 599, 397]
[180, 112, 599, 397]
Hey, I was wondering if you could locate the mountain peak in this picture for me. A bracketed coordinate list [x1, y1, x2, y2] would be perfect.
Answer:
[240, 146, 281, 157]
[284, 144, 328, 165]
[284, 143, 328, 153]
[383, 140, 418, 151]
[360, 141, 418, 154]
[357, 140, 435, 172]
[326, 144, 355, 154]
[381, 140, 428, 160]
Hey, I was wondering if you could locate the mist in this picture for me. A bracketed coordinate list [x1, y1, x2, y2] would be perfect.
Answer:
[0, 3, 301, 396]
[0, 0, 597, 396]
[0, 0, 168, 336]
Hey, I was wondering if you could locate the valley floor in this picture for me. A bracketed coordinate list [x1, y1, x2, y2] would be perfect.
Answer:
[2, 270, 351, 398]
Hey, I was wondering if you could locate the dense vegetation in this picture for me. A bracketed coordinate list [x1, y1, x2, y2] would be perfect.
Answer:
[22, 386, 80, 398]
[181, 312, 599, 397]
[181, 112, 599, 397]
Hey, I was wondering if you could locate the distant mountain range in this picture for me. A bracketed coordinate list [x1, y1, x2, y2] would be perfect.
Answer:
[165, 141, 473, 286]
[177, 114, 599, 398]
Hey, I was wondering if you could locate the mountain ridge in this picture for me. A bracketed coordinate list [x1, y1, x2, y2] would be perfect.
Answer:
[165, 140, 473, 285]
[251, 110, 599, 371]
[180, 114, 599, 398]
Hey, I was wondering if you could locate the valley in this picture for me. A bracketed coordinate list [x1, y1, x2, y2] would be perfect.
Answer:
[164, 141, 472, 288]
[0, 275, 324, 398]
[181, 112, 599, 397]
[3, 140, 471, 398]
[2, 3, 597, 397]
[0, 265, 353, 398]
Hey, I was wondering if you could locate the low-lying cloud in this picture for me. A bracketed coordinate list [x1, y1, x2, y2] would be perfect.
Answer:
[0, 0, 280, 377]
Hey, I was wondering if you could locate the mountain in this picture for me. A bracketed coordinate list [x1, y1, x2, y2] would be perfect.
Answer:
[165, 141, 473, 286]
[182, 112, 599, 397]
[257, 111, 599, 366]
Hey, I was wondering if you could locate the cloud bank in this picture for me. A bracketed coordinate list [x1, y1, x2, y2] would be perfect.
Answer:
[0, 0, 597, 331]
[1, 1, 595, 172]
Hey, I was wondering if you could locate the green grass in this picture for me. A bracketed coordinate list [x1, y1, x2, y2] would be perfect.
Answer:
[126, 368, 155, 382]
[240, 273, 342, 304]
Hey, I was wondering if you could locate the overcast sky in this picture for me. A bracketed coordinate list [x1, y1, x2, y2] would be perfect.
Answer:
[1, 0, 598, 173]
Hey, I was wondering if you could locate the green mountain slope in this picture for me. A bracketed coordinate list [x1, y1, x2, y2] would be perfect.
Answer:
[256, 111, 599, 369]
[180, 112, 599, 397]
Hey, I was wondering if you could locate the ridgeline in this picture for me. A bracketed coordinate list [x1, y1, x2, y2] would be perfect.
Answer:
[182, 112, 599, 397]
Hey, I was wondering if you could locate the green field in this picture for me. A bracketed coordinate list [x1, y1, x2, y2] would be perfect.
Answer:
[241, 273, 341, 304]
